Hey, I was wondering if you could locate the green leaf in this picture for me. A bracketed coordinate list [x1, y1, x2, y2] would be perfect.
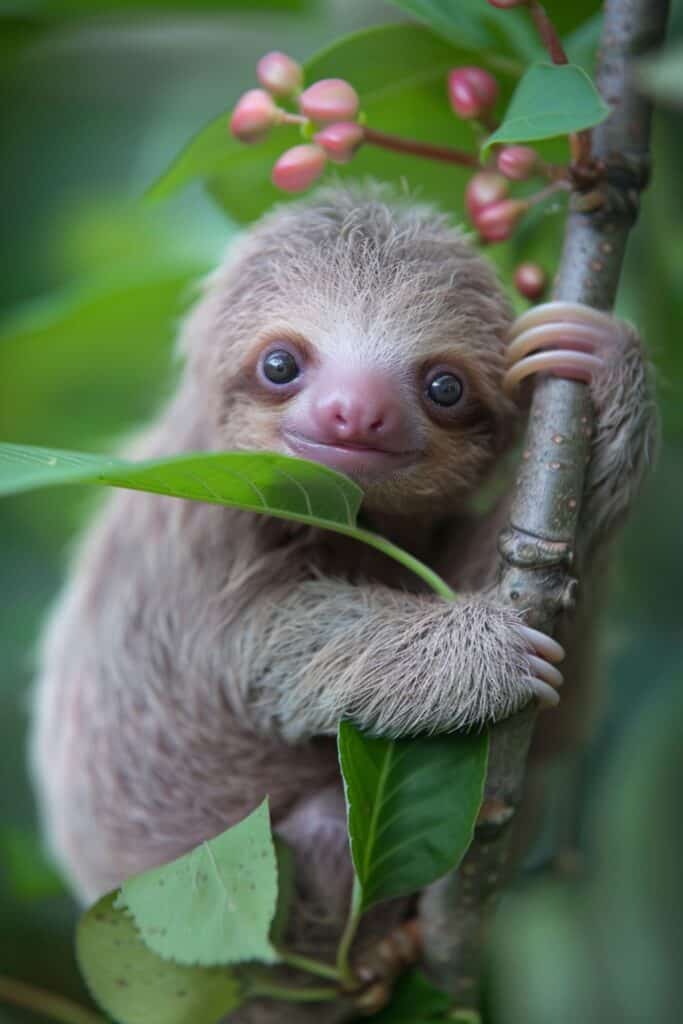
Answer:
[151, 24, 519, 223]
[116, 801, 279, 967]
[483, 62, 609, 155]
[367, 970, 451, 1022]
[387, 0, 537, 59]
[7, 0, 310, 14]
[77, 892, 245, 1024]
[0, 443, 455, 598]
[0, 444, 362, 530]
[338, 722, 488, 911]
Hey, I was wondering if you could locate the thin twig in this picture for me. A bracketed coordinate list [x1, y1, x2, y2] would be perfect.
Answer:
[0, 975, 104, 1024]
[363, 128, 480, 168]
[419, 0, 670, 1007]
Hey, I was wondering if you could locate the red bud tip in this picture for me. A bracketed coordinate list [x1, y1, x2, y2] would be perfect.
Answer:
[448, 67, 499, 119]
[230, 89, 278, 143]
[497, 145, 538, 181]
[475, 199, 528, 242]
[299, 78, 360, 123]
[487, 0, 528, 7]
[465, 171, 509, 221]
[272, 144, 327, 193]
[257, 51, 303, 98]
[313, 122, 364, 164]
[514, 262, 547, 300]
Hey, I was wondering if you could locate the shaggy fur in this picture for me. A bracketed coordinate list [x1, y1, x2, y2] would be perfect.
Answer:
[30, 186, 656, 1023]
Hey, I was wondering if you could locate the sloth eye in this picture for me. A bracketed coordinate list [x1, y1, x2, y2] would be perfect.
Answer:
[426, 371, 464, 407]
[262, 349, 300, 385]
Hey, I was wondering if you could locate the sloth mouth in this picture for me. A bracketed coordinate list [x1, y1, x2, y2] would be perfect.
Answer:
[282, 431, 420, 478]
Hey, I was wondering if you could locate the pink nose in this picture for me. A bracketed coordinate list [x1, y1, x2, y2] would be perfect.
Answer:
[310, 371, 403, 446]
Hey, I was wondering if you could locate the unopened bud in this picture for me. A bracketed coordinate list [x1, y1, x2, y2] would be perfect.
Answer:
[299, 78, 359, 123]
[313, 122, 364, 164]
[448, 67, 499, 119]
[272, 144, 327, 193]
[514, 262, 547, 300]
[465, 171, 509, 221]
[230, 89, 279, 144]
[487, 0, 528, 7]
[497, 145, 538, 180]
[475, 199, 528, 242]
[257, 51, 303, 98]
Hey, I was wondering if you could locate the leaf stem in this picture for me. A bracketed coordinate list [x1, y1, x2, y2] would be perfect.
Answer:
[250, 981, 339, 1003]
[0, 975, 105, 1024]
[336, 876, 364, 986]
[363, 128, 480, 168]
[346, 526, 457, 601]
[278, 951, 341, 983]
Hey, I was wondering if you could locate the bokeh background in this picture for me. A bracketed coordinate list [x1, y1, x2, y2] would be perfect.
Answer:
[0, 1, 681, 1021]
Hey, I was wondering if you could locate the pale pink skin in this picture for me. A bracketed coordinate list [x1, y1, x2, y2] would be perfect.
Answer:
[313, 122, 364, 164]
[299, 78, 360, 123]
[271, 145, 327, 193]
[465, 171, 509, 220]
[504, 301, 615, 391]
[514, 262, 547, 300]
[475, 199, 528, 242]
[230, 88, 278, 143]
[497, 145, 538, 181]
[448, 67, 499, 119]
[256, 51, 303, 98]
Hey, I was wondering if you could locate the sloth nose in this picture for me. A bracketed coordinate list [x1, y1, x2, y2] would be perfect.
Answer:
[311, 372, 404, 447]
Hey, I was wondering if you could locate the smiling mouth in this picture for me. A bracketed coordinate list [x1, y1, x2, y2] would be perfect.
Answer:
[282, 431, 420, 476]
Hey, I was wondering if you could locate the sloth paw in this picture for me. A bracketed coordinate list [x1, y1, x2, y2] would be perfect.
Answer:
[519, 624, 565, 708]
[503, 301, 623, 394]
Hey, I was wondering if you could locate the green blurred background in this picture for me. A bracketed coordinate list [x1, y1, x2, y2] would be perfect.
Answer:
[0, 1, 681, 1021]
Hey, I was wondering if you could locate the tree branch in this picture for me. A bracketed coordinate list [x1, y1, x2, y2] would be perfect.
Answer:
[418, 0, 670, 1006]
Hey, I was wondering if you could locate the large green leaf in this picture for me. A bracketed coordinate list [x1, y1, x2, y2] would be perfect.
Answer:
[338, 722, 488, 911]
[0, 443, 455, 597]
[0, 444, 361, 528]
[151, 24, 518, 224]
[77, 893, 245, 1024]
[368, 970, 451, 1023]
[483, 62, 609, 154]
[116, 802, 279, 967]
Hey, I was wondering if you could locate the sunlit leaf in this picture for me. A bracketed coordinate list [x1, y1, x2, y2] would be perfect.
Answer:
[117, 802, 279, 967]
[77, 893, 245, 1024]
[338, 722, 488, 911]
[483, 62, 609, 154]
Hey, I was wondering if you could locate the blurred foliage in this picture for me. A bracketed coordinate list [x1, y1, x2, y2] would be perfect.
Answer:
[0, 0, 682, 1021]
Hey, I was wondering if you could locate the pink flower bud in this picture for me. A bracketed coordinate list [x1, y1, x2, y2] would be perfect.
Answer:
[487, 0, 528, 7]
[497, 145, 538, 181]
[465, 171, 509, 222]
[448, 67, 499, 119]
[230, 89, 279, 144]
[475, 199, 528, 242]
[257, 51, 303, 98]
[299, 78, 359, 123]
[313, 122, 364, 164]
[514, 262, 547, 300]
[272, 144, 327, 193]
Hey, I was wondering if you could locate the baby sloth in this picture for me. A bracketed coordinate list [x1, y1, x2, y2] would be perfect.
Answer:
[31, 187, 654, 1018]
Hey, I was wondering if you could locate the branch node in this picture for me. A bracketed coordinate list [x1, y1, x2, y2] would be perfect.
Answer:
[498, 526, 573, 570]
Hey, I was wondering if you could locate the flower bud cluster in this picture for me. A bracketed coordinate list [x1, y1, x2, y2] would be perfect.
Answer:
[230, 51, 365, 193]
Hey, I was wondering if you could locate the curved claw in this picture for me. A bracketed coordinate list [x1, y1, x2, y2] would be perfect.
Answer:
[504, 350, 604, 394]
[508, 301, 614, 342]
[519, 625, 565, 663]
[529, 677, 561, 708]
[505, 322, 612, 366]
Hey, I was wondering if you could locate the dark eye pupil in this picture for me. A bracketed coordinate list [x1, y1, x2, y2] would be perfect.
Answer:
[428, 373, 463, 407]
[263, 349, 299, 384]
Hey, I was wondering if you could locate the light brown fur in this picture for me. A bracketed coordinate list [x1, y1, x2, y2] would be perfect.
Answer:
[30, 186, 656, 1022]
